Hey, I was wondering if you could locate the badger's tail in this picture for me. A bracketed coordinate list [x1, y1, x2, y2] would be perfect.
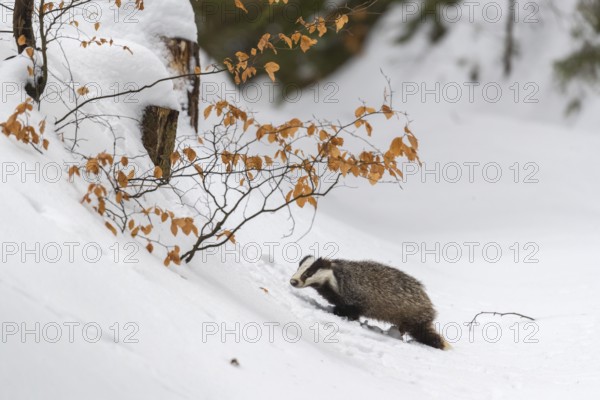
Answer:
[410, 324, 452, 350]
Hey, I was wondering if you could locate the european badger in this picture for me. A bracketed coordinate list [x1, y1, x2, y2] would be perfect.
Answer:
[290, 256, 450, 350]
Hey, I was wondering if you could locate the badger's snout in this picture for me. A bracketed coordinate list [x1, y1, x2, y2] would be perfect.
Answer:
[290, 279, 299, 287]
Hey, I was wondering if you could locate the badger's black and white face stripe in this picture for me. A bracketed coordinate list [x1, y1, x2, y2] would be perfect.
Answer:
[290, 256, 338, 292]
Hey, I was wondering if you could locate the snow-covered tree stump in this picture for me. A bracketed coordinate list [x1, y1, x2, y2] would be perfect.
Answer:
[164, 38, 200, 132]
[141, 106, 179, 178]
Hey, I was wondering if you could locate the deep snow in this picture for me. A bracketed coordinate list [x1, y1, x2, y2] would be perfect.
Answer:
[1, 1, 599, 399]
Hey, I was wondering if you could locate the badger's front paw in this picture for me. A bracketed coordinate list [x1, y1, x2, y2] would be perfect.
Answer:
[333, 305, 361, 321]
[333, 305, 345, 317]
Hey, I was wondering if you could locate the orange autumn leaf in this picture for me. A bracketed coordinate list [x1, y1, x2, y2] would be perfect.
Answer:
[265, 62, 280, 82]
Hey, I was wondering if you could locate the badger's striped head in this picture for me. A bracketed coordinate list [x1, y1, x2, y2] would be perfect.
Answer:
[290, 256, 337, 291]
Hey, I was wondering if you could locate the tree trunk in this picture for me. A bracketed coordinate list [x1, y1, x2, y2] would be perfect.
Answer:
[141, 106, 179, 179]
[164, 37, 201, 132]
[13, 0, 35, 53]
[503, 0, 517, 76]
[14, 0, 48, 101]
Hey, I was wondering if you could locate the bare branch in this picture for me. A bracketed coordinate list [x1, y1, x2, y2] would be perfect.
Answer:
[468, 311, 536, 332]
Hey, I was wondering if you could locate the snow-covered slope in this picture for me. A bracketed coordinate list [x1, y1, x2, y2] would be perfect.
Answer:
[1, 1, 599, 399]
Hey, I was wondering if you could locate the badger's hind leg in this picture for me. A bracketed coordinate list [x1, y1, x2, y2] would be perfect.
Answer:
[408, 323, 451, 350]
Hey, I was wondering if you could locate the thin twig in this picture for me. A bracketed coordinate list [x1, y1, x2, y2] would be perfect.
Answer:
[468, 311, 536, 332]
[54, 69, 225, 125]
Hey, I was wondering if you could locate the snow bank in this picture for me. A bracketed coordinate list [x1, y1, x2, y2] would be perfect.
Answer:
[1, 1, 599, 399]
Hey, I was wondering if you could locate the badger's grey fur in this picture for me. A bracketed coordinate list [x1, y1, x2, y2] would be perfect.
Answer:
[290, 255, 450, 350]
